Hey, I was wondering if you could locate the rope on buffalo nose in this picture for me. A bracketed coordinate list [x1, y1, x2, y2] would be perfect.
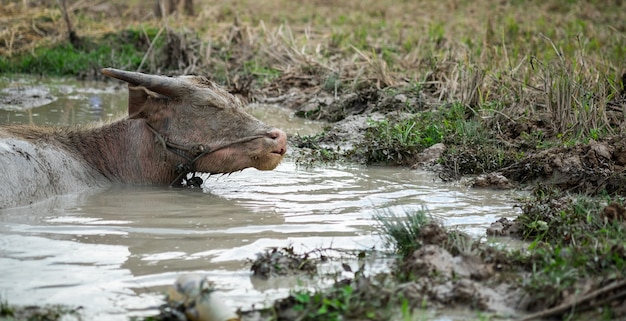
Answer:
[173, 146, 211, 188]
[145, 122, 264, 188]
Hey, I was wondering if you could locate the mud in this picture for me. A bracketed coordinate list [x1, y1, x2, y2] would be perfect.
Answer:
[267, 68, 626, 198]
[399, 256, 521, 315]
[267, 76, 429, 123]
[471, 172, 514, 189]
[243, 220, 529, 321]
[392, 222, 522, 316]
[486, 217, 523, 237]
[250, 247, 318, 279]
[497, 138, 626, 195]
[602, 202, 626, 222]
[321, 109, 626, 196]
[0, 85, 57, 110]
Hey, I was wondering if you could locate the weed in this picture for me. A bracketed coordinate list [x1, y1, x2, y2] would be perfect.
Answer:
[444, 118, 490, 146]
[323, 73, 343, 94]
[519, 130, 551, 149]
[509, 190, 626, 310]
[357, 115, 444, 165]
[250, 246, 318, 279]
[288, 285, 357, 321]
[0, 300, 81, 321]
[438, 144, 518, 181]
[375, 208, 430, 259]
[292, 133, 342, 166]
[271, 269, 403, 321]
[0, 298, 13, 317]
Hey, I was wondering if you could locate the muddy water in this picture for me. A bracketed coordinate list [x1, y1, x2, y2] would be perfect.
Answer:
[0, 76, 521, 320]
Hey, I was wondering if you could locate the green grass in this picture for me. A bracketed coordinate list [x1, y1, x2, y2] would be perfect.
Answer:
[271, 270, 404, 321]
[0, 27, 162, 75]
[0, 298, 80, 321]
[0, 298, 14, 318]
[510, 190, 626, 309]
[0, 43, 139, 75]
[354, 106, 466, 165]
[358, 117, 440, 165]
[374, 208, 430, 259]
[288, 285, 366, 321]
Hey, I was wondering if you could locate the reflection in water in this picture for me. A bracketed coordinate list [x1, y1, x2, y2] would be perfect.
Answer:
[0, 76, 125, 126]
[0, 76, 521, 320]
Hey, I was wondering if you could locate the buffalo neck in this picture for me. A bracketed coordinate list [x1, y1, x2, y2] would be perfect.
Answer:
[59, 119, 180, 185]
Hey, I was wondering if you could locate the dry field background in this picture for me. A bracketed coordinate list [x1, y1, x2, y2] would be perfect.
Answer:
[2, 0, 625, 126]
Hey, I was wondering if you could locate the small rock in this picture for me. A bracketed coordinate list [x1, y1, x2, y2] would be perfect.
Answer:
[393, 93, 408, 104]
[416, 143, 446, 165]
[472, 172, 513, 189]
[486, 217, 521, 237]
[406, 244, 493, 280]
[589, 139, 612, 160]
[602, 202, 626, 222]
[486, 221, 506, 236]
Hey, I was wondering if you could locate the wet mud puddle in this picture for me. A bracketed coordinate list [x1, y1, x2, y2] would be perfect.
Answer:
[0, 76, 521, 320]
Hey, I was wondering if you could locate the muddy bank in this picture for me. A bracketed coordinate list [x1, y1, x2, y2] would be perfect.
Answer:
[285, 83, 626, 198]
[238, 208, 626, 321]
[0, 302, 81, 321]
[154, 219, 531, 321]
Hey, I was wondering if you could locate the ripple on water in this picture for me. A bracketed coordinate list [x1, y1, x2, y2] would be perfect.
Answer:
[0, 161, 521, 321]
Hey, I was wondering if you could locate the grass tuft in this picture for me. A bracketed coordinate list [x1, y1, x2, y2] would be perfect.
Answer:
[375, 208, 430, 259]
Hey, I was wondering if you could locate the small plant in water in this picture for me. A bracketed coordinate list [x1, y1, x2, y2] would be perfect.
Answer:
[0, 298, 13, 317]
[0, 300, 81, 321]
[374, 208, 429, 259]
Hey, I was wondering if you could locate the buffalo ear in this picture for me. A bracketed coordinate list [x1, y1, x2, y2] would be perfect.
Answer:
[127, 85, 163, 119]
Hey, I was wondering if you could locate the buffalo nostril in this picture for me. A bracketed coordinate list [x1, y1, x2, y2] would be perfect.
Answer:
[266, 128, 286, 140]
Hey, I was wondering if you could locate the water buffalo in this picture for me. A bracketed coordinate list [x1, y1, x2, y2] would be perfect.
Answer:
[0, 68, 287, 209]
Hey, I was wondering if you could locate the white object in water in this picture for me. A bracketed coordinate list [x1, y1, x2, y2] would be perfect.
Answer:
[168, 273, 240, 321]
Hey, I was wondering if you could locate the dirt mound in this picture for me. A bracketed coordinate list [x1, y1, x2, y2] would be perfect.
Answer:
[399, 245, 521, 315]
[250, 246, 318, 279]
[500, 138, 626, 195]
[441, 137, 626, 195]
[393, 222, 524, 315]
[398, 223, 520, 314]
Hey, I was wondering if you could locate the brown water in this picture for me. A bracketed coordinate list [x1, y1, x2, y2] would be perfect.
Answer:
[0, 76, 521, 320]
